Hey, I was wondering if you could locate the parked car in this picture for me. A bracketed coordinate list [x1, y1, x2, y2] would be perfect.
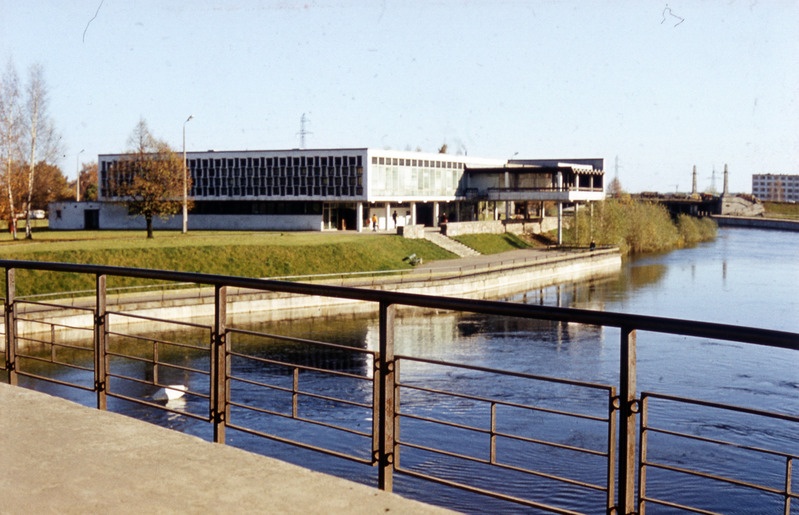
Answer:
[30, 209, 46, 219]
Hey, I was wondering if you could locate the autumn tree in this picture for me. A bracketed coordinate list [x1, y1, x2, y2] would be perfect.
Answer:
[108, 119, 189, 238]
[77, 162, 98, 201]
[32, 161, 72, 207]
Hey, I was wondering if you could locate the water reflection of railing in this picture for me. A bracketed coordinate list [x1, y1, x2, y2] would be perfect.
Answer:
[1, 260, 797, 514]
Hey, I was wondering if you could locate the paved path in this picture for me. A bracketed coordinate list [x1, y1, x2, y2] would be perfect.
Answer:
[0, 383, 453, 514]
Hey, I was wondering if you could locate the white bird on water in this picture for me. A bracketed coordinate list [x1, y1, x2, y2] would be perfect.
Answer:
[152, 384, 188, 402]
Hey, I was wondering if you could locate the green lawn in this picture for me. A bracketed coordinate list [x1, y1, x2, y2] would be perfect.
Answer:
[0, 229, 459, 296]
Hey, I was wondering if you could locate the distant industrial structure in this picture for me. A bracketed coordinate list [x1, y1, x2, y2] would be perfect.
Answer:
[752, 173, 799, 203]
[49, 148, 605, 234]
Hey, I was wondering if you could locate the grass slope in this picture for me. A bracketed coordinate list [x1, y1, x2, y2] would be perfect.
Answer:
[0, 230, 456, 296]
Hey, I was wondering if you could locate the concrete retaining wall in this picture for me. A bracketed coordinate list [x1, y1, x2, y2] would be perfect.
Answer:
[444, 221, 504, 237]
[713, 215, 799, 232]
[11, 250, 621, 339]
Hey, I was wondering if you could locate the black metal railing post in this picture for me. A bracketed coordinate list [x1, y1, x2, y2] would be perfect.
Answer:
[377, 301, 396, 491]
[618, 326, 639, 514]
[607, 386, 619, 513]
[4, 268, 16, 385]
[212, 285, 228, 444]
[95, 274, 107, 410]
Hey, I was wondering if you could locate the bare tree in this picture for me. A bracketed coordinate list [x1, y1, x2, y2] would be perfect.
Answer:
[22, 64, 61, 238]
[107, 119, 189, 238]
[0, 60, 22, 238]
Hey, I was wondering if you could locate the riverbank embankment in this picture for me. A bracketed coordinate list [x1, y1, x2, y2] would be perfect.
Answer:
[12, 247, 621, 337]
[713, 215, 799, 232]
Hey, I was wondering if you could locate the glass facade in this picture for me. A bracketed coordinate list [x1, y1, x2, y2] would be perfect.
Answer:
[369, 155, 464, 197]
[100, 151, 365, 200]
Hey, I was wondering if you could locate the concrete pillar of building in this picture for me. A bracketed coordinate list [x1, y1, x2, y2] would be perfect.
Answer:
[356, 202, 363, 232]
[433, 202, 439, 226]
[410, 202, 417, 226]
[385, 203, 391, 231]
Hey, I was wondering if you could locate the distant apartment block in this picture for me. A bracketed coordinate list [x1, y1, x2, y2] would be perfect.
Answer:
[752, 174, 799, 202]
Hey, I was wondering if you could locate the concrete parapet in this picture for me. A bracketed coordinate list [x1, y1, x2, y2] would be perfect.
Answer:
[397, 224, 426, 238]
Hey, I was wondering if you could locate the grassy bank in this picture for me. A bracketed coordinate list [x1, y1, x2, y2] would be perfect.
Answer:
[568, 199, 717, 255]
[763, 201, 799, 220]
[451, 233, 532, 254]
[0, 231, 456, 296]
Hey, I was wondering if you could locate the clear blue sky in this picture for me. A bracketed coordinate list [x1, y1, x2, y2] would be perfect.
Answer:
[1, 0, 797, 193]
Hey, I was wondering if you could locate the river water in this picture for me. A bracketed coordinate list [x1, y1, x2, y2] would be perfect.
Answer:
[19, 227, 799, 513]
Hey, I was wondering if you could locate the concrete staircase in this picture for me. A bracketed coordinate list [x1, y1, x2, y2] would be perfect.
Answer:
[424, 230, 481, 257]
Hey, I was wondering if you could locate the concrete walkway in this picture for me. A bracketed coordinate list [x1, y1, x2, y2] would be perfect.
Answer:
[0, 383, 454, 514]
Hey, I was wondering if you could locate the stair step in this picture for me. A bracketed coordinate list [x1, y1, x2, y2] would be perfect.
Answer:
[423, 232, 481, 257]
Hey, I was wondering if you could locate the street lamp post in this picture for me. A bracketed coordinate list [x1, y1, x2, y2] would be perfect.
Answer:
[76, 149, 84, 201]
[182, 115, 193, 234]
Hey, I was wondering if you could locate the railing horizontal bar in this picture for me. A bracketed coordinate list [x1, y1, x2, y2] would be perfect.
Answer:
[106, 392, 211, 422]
[398, 438, 604, 491]
[2, 259, 794, 350]
[643, 425, 799, 461]
[14, 370, 94, 392]
[397, 354, 615, 392]
[106, 352, 211, 377]
[228, 328, 377, 356]
[16, 317, 95, 333]
[229, 351, 372, 381]
[395, 467, 586, 515]
[15, 299, 95, 313]
[225, 422, 374, 465]
[107, 331, 210, 352]
[107, 310, 213, 331]
[228, 400, 372, 438]
[643, 391, 799, 424]
[106, 373, 209, 401]
[399, 410, 607, 457]
[16, 353, 94, 373]
[640, 495, 729, 515]
[16, 336, 93, 354]
[644, 461, 787, 495]
[399, 382, 608, 422]
[229, 377, 376, 411]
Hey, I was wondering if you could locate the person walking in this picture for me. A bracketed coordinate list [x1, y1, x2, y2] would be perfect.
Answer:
[392, 210, 398, 228]
[371, 214, 378, 231]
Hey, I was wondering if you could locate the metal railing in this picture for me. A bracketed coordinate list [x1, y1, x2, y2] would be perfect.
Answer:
[2, 259, 798, 514]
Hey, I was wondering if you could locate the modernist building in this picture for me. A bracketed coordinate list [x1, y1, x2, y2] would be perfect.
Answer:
[752, 174, 799, 202]
[50, 148, 604, 232]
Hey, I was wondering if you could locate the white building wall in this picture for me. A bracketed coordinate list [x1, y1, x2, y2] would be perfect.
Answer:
[48, 202, 102, 230]
[49, 201, 324, 231]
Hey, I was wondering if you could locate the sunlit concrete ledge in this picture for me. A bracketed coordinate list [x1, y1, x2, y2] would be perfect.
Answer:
[0, 383, 453, 514]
